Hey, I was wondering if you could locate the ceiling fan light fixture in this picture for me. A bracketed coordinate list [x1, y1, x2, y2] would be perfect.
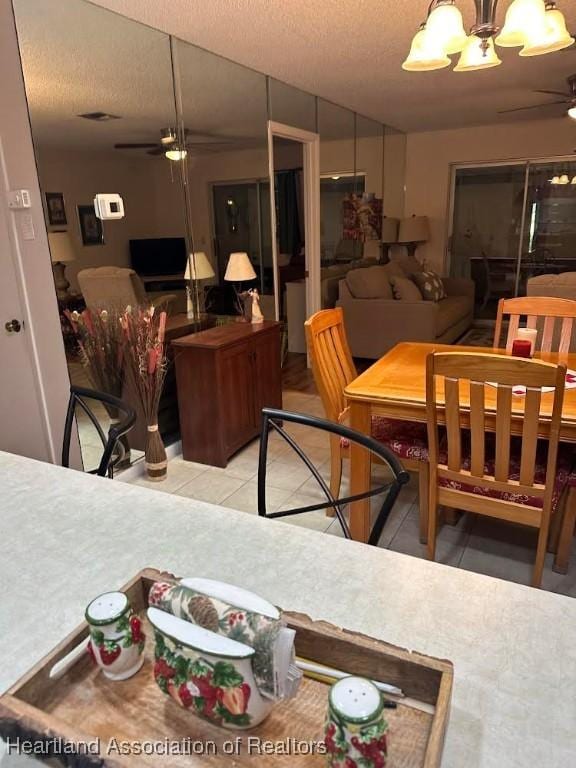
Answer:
[520, 3, 575, 55]
[425, 1, 467, 55]
[495, 0, 547, 48]
[568, 105, 576, 120]
[402, 24, 451, 71]
[454, 35, 502, 72]
[559, 174, 570, 184]
[165, 148, 188, 161]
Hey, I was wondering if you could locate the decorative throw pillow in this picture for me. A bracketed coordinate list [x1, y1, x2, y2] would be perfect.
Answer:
[390, 275, 423, 301]
[411, 270, 447, 302]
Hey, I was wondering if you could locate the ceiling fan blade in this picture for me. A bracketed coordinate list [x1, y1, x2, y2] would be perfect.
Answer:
[499, 100, 567, 114]
[533, 89, 570, 97]
[114, 143, 159, 149]
[146, 147, 165, 155]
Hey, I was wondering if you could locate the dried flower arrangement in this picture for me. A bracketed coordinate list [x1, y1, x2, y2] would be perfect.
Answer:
[65, 307, 130, 466]
[120, 306, 168, 481]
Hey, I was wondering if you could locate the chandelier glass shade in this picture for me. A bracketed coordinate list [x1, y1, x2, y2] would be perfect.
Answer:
[454, 35, 502, 71]
[404, 0, 574, 73]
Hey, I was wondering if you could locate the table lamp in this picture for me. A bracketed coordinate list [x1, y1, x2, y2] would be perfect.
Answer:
[224, 252, 257, 319]
[184, 251, 215, 318]
[48, 231, 76, 299]
[398, 215, 430, 261]
[380, 217, 399, 264]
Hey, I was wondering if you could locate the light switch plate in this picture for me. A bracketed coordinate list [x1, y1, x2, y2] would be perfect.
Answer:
[7, 189, 32, 209]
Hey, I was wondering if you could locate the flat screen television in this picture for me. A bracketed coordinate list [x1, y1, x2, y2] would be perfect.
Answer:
[129, 237, 187, 277]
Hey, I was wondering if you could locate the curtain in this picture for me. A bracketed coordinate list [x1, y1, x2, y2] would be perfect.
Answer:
[276, 170, 303, 259]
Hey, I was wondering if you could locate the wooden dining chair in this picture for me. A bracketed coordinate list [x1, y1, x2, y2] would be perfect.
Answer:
[426, 351, 573, 588]
[305, 308, 430, 539]
[494, 296, 576, 354]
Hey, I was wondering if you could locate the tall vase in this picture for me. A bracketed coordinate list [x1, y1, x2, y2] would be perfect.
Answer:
[145, 424, 167, 482]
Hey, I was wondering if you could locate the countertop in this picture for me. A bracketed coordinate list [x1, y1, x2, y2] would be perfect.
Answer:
[0, 451, 575, 767]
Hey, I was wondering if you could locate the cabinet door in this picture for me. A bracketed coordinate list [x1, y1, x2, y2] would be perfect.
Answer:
[253, 329, 282, 424]
[219, 341, 258, 454]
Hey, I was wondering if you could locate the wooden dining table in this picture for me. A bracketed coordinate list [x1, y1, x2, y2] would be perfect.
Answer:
[344, 341, 576, 543]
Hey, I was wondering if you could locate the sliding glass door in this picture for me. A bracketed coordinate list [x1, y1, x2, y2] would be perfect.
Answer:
[449, 159, 576, 319]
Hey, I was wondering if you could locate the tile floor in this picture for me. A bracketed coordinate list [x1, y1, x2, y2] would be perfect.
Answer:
[120, 387, 576, 598]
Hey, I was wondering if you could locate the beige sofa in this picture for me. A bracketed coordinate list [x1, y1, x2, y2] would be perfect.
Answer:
[336, 259, 474, 359]
[527, 272, 576, 299]
[78, 266, 182, 313]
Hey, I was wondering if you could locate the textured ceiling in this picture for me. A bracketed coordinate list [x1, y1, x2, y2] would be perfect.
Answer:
[87, 0, 576, 132]
[13, 0, 576, 148]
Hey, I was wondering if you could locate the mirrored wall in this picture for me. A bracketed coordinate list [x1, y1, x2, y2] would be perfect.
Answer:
[13, 0, 406, 468]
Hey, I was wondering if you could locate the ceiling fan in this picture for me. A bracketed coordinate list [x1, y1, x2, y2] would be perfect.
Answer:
[114, 127, 237, 159]
[499, 73, 576, 118]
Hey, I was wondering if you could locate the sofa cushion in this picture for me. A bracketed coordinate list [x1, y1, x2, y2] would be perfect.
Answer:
[411, 270, 447, 302]
[391, 276, 422, 301]
[435, 295, 471, 336]
[346, 266, 393, 299]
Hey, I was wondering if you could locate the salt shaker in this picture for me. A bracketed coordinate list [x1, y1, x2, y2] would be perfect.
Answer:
[324, 676, 388, 768]
[85, 591, 145, 681]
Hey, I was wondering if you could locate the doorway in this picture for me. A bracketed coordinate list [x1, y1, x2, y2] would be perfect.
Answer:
[267, 121, 320, 365]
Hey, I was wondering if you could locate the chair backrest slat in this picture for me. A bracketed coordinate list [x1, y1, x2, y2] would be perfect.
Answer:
[426, 352, 566, 505]
[305, 308, 357, 423]
[444, 377, 462, 471]
[541, 316, 555, 352]
[520, 387, 542, 486]
[560, 317, 573, 354]
[495, 296, 576, 354]
[494, 385, 512, 482]
[469, 381, 486, 477]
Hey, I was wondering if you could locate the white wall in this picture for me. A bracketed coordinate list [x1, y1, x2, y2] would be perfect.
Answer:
[37, 148, 185, 290]
[0, 0, 77, 464]
[404, 117, 576, 272]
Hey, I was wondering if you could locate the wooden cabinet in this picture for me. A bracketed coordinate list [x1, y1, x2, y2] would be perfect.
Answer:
[172, 321, 282, 467]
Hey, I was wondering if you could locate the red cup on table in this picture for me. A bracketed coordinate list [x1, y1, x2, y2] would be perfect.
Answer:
[511, 339, 532, 358]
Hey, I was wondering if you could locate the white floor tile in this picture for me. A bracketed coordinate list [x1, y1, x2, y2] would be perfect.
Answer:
[220, 481, 293, 515]
[175, 470, 246, 504]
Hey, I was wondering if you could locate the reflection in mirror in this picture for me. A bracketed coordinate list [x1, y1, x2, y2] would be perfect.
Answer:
[268, 79, 317, 133]
[175, 40, 273, 320]
[383, 127, 408, 267]
[14, 0, 183, 469]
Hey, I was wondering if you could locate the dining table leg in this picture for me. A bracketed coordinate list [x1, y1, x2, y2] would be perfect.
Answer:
[349, 401, 372, 542]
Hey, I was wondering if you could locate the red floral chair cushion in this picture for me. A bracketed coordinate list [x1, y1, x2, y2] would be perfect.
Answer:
[439, 439, 572, 511]
[340, 417, 430, 462]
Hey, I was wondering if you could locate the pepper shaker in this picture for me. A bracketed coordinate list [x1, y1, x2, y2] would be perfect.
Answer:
[86, 591, 145, 681]
[324, 676, 388, 768]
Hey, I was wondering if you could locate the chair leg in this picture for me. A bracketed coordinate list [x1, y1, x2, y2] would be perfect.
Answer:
[418, 463, 429, 545]
[547, 493, 564, 554]
[554, 487, 576, 575]
[442, 507, 462, 527]
[328, 445, 342, 518]
[427, 484, 438, 561]
[532, 518, 551, 589]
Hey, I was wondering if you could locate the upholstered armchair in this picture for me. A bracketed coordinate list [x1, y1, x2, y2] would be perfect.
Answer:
[77, 267, 178, 313]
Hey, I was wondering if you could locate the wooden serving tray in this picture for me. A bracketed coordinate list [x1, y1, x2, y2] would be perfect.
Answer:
[0, 569, 453, 767]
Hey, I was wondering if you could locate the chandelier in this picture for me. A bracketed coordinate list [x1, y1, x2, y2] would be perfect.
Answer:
[403, 0, 574, 73]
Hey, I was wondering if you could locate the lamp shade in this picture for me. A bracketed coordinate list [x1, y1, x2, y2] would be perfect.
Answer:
[425, 2, 467, 55]
[454, 35, 502, 72]
[402, 26, 451, 72]
[495, 0, 547, 47]
[224, 252, 257, 282]
[520, 6, 574, 56]
[184, 251, 215, 280]
[48, 231, 75, 264]
[381, 217, 399, 244]
[398, 216, 430, 244]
